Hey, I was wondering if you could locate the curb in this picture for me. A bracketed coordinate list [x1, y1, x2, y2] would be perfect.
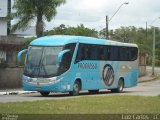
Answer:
[0, 91, 37, 95]
[138, 76, 158, 83]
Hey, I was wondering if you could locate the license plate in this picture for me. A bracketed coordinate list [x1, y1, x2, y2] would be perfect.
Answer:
[38, 79, 46, 83]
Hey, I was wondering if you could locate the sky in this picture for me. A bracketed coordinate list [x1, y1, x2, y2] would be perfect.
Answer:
[44, 0, 160, 31]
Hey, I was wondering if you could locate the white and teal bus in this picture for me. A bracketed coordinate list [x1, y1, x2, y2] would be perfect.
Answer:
[18, 35, 138, 96]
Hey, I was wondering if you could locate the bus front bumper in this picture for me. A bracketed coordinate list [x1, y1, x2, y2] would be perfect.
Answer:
[22, 75, 67, 92]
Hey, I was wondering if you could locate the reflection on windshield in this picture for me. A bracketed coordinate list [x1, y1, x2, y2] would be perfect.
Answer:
[24, 46, 63, 77]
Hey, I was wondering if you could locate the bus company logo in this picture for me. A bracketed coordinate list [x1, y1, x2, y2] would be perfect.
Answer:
[102, 64, 114, 86]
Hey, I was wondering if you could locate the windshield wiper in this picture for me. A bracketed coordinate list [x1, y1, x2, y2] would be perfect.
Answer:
[40, 63, 47, 77]
[38, 47, 48, 77]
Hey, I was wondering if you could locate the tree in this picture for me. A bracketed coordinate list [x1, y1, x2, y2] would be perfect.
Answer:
[99, 28, 106, 39]
[99, 26, 160, 66]
[11, 0, 66, 37]
[44, 24, 98, 37]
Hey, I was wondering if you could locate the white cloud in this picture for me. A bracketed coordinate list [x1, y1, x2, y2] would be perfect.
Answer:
[45, 0, 160, 31]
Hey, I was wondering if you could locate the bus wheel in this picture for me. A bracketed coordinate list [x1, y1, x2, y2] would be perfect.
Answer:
[40, 92, 50, 96]
[88, 90, 99, 94]
[69, 81, 80, 96]
[111, 79, 124, 93]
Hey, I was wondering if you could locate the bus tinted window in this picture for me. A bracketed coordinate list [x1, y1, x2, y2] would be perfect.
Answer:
[120, 47, 128, 61]
[97, 45, 104, 60]
[130, 47, 138, 61]
[110, 46, 120, 61]
[119, 47, 138, 61]
[59, 43, 76, 74]
[76, 44, 86, 60]
[104, 46, 111, 60]
[90, 45, 98, 60]
[76, 44, 98, 61]
[76, 44, 138, 62]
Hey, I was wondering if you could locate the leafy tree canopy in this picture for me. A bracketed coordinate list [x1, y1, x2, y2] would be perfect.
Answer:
[11, 0, 66, 37]
[44, 24, 98, 38]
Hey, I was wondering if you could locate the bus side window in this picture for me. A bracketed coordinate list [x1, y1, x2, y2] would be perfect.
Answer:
[99, 46, 104, 60]
[76, 44, 84, 61]
[84, 45, 91, 60]
[90, 45, 97, 60]
[76, 44, 91, 61]
[81, 47, 85, 60]
[119, 46, 138, 61]
[64, 43, 76, 56]
[126, 47, 130, 60]
[59, 43, 76, 72]
[130, 47, 138, 61]
[104, 46, 111, 60]
[59, 52, 71, 72]
[120, 47, 126, 61]
[110, 47, 114, 60]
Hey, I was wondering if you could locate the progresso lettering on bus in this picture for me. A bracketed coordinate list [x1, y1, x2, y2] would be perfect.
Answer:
[78, 63, 97, 69]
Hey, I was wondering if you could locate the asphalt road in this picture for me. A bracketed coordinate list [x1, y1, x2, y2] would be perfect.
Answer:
[0, 78, 160, 103]
[146, 66, 160, 75]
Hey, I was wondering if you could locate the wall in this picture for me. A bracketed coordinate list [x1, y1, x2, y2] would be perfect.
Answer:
[0, 20, 7, 36]
[0, 67, 23, 89]
[0, 36, 25, 67]
[138, 66, 146, 77]
[139, 53, 147, 77]
[0, 36, 25, 89]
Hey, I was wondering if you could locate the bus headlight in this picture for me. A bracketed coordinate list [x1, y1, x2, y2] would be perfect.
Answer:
[48, 77, 63, 84]
[23, 76, 32, 83]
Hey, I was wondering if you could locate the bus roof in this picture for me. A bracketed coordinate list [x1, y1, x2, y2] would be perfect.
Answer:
[30, 35, 138, 47]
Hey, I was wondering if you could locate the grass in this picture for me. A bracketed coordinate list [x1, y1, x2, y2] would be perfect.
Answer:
[0, 95, 160, 114]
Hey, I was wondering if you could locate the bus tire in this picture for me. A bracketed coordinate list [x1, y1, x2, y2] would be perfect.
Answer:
[40, 92, 50, 96]
[69, 81, 80, 96]
[88, 90, 99, 94]
[111, 79, 124, 93]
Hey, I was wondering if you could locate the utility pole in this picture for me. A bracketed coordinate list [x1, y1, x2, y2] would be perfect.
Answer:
[7, 0, 11, 35]
[150, 17, 160, 76]
[152, 27, 155, 76]
[105, 2, 129, 40]
[146, 22, 148, 42]
[106, 16, 109, 39]
[145, 22, 148, 65]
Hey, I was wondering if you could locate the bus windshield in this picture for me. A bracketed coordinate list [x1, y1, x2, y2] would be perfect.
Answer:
[24, 46, 63, 77]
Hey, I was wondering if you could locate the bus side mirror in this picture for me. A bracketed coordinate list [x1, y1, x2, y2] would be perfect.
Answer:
[17, 49, 27, 62]
[57, 49, 70, 63]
